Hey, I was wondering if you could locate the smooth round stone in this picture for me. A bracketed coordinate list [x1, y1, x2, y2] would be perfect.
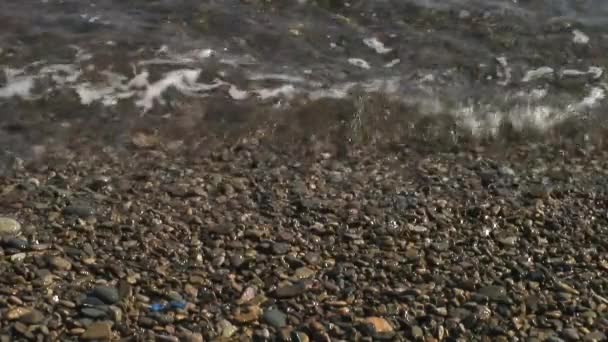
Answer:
[91, 286, 120, 304]
[3, 237, 29, 250]
[81, 307, 108, 319]
[263, 308, 287, 328]
[81, 297, 106, 307]
[477, 285, 508, 302]
[272, 242, 291, 255]
[0, 217, 21, 236]
[19, 309, 45, 324]
[62, 205, 95, 218]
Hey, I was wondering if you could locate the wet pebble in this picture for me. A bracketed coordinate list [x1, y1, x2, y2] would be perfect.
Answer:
[275, 282, 307, 298]
[91, 286, 120, 304]
[3, 237, 29, 250]
[48, 256, 72, 270]
[477, 285, 508, 301]
[62, 204, 95, 217]
[272, 242, 291, 255]
[0, 217, 21, 236]
[263, 308, 287, 328]
[81, 322, 112, 340]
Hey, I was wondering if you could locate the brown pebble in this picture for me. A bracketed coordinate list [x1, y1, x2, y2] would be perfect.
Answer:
[81, 322, 113, 340]
[233, 305, 261, 323]
[48, 256, 72, 271]
[364, 316, 394, 334]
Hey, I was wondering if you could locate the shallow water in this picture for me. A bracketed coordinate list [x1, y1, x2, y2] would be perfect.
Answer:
[2, 0, 608, 161]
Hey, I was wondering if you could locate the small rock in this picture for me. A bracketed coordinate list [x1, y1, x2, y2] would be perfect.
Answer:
[81, 322, 112, 340]
[363, 316, 394, 335]
[411, 325, 424, 340]
[272, 242, 291, 255]
[562, 328, 580, 341]
[6, 307, 32, 320]
[4, 237, 29, 250]
[0, 217, 21, 236]
[294, 267, 316, 279]
[10, 253, 26, 262]
[410, 225, 428, 233]
[91, 286, 120, 304]
[275, 282, 307, 299]
[498, 236, 518, 247]
[477, 285, 508, 301]
[292, 331, 310, 342]
[236, 287, 257, 305]
[48, 256, 72, 271]
[19, 309, 45, 324]
[81, 307, 108, 319]
[584, 331, 606, 341]
[62, 204, 95, 218]
[263, 308, 287, 328]
[233, 305, 261, 323]
[555, 281, 579, 295]
[218, 319, 238, 338]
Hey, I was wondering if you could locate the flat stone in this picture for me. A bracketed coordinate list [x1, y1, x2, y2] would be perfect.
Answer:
[6, 307, 37, 321]
[19, 309, 45, 324]
[91, 286, 120, 304]
[48, 256, 72, 270]
[292, 331, 310, 342]
[364, 316, 394, 334]
[477, 285, 508, 301]
[0, 217, 21, 236]
[275, 283, 307, 298]
[233, 305, 261, 323]
[411, 325, 424, 340]
[294, 267, 316, 279]
[562, 328, 580, 341]
[62, 204, 95, 218]
[584, 331, 606, 341]
[272, 242, 291, 255]
[263, 308, 287, 328]
[218, 319, 238, 338]
[81, 307, 108, 319]
[4, 237, 29, 250]
[81, 322, 112, 340]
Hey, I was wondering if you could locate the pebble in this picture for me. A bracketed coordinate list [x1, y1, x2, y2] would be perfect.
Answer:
[263, 308, 287, 328]
[19, 309, 45, 324]
[233, 305, 261, 323]
[411, 325, 424, 340]
[81, 307, 108, 319]
[10, 253, 26, 262]
[48, 256, 72, 270]
[6, 307, 33, 320]
[0, 217, 21, 236]
[292, 331, 310, 342]
[219, 319, 238, 338]
[562, 328, 580, 341]
[294, 267, 316, 279]
[477, 285, 508, 301]
[91, 286, 120, 304]
[272, 242, 291, 255]
[363, 316, 394, 334]
[275, 282, 307, 298]
[81, 322, 113, 340]
[584, 331, 606, 341]
[3, 237, 29, 250]
[62, 204, 95, 217]
[556, 281, 580, 295]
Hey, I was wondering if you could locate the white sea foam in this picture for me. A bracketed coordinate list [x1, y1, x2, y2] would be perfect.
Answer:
[0, 44, 605, 137]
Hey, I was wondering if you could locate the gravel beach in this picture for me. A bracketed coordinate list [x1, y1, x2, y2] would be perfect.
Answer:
[1, 0, 608, 340]
[1, 108, 608, 341]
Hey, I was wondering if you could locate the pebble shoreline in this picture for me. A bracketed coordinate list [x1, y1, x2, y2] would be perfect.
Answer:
[0, 134, 608, 341]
